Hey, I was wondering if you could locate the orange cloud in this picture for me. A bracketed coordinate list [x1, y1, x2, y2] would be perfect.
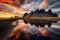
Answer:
[39, 0, 49, 9]
[0, 0, 13, 4]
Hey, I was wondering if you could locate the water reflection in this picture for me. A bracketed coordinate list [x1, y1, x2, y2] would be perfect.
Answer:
[23, 18, 57, 27]
[6, 19, 60, 40]
[7, 23, 60, 40]
[0, 18, 60, 40]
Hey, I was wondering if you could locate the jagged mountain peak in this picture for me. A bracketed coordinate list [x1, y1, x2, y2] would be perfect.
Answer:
[23, 9, 58, 17]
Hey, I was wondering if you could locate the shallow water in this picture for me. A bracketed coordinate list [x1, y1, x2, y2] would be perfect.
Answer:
[0, 19, 60, 40]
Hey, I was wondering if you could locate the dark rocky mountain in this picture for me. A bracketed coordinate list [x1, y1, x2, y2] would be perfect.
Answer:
[23, 13, 28, 17]
[23, 9, 58, 27]
[24, 9, 58, 17]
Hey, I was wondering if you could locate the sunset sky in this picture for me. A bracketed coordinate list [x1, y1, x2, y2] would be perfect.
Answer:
[0, 0, 60, 13]
[0, 0, 60, 40]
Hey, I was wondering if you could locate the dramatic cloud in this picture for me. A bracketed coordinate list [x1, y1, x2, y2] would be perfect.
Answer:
[0, 0, 60, 13]
[39, 0, 49, 9]
[0, 0, 28, 14]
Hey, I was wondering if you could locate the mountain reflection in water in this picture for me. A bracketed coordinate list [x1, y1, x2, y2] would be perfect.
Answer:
[23, 18, 58, 27]
[0, 19, 60, 40]
[7, 19, 60, 40]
